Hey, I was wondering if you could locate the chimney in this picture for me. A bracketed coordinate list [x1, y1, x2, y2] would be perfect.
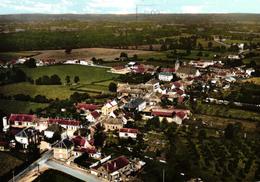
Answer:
[114, 162, 117, 169]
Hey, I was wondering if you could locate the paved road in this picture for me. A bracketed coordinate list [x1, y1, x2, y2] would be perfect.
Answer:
[46, 160, 101, 182]
[204, 97, 260, 108]
[9, 150, 53, 182]
[214, 40, 231, 47]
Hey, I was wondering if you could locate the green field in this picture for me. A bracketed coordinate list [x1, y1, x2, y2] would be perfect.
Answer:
[0, 99, 48, 114]
[0, 65, 118, 100]
[21, 65, 116, 84]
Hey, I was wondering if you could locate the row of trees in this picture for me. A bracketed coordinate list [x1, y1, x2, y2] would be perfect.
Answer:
[65, 75, 80, 85]
[0, 93, 51, 103]
[116, 73, 153, 84]
[35, 74, 61, 85]
[34, 75, 80, 85]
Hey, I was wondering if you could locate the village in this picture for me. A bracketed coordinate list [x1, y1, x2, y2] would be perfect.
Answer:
[0, 49, 258, 182]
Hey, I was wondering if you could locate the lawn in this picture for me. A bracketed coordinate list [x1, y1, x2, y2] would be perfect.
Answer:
[0, 99, 48, 114]
[0, 65, 118, 100]
[33, 169, 83, 182]
[0, 152, 24, 177]
[0, 83, 75, 100]
[22, 65, 117, 84]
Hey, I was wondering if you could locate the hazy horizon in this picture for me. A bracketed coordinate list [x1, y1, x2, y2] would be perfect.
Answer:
[0, 0, 260, 15]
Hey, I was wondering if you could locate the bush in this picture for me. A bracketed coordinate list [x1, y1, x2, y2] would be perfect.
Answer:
[70, 92, 90, 103]
[13, 94, 33, 101]
[108, 82, 117, 92]
[34, 95, 50, 103]
[24, 58, 36, 68]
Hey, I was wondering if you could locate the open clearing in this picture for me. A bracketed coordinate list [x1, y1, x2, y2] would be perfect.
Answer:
[0, 65, 118, 100]
[22, 65, 116, 84]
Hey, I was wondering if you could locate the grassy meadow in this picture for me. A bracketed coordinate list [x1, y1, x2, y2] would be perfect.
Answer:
[0, 65, 118, 100]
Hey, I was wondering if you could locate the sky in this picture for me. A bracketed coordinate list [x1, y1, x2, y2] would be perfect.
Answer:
[0, 0, 259, 15]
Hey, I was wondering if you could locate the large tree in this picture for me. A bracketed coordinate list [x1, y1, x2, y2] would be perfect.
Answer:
[108, 82, 117, 92]
[74, 76, 80, 84]
[65, 75, 70, 84]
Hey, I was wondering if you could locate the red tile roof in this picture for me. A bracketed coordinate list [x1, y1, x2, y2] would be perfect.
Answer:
[102, 156, 129, 173]
[133, 67, 145, 73]
[48, 118, 80, 126]
[176, 89, 184, 95]
[161, 68, 176, 73]
[172, 81, 181, 88]
[119, 128, 139, 134]
[175, 111, 186, 119]
[91, 111, 100, 119]
[152, 111, 174, 117]
[9, 114, 36, 123]
[73, 136, 86, 147]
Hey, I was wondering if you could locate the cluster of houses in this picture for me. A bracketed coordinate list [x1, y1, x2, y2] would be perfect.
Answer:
[1, 57, 94, 68]
[0, 56, 256, 181]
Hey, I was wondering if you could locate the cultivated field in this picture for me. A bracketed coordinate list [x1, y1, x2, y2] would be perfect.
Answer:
[0, 48, 157, 62]
[31, 48, 155, 62]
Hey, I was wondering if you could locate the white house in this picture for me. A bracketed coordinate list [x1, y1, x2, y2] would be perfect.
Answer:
[159, 72, 173, 82]
[246, 68, 255, 76]
[119, 128, 139, 139]
[17, 58, 28, 64]
[86, 111, 101, 123]
[101, 100, 118, 115]
[15, 127, 40, 149]
[228, 55, 240, 60]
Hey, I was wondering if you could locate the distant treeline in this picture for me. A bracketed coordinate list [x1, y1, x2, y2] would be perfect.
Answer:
[1, 14, 260, 23]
